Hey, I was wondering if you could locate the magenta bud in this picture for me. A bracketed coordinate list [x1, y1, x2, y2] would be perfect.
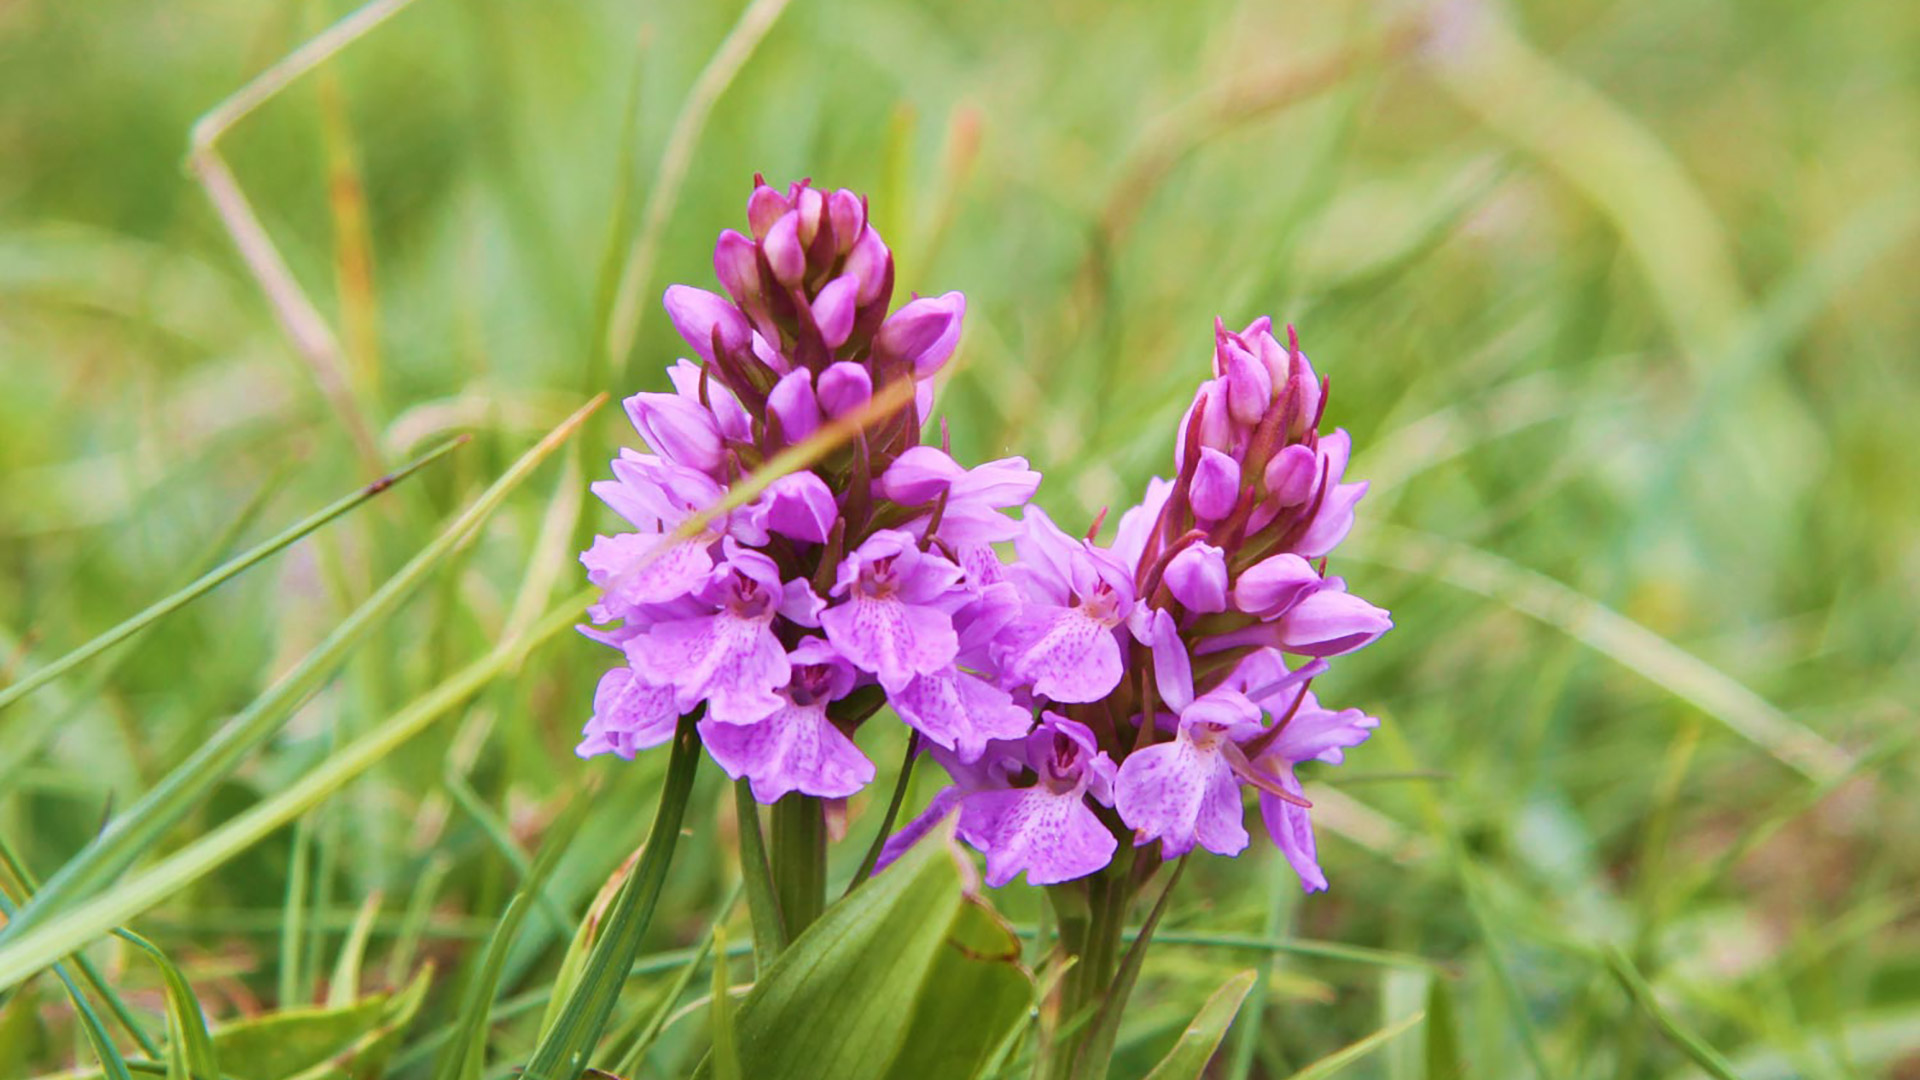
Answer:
[765, 211, 806, 287]
[747, 182, 790, 240]
[768, 368, 822, 443]
[1222, 342, 1272, 425]
[876, 291, 965, 378]
[1193, 380, 1234, 452]
[1189, 447, 1241, 520]
[816, 361, 873, 419]
[1285, 352, 1322, 437]
[1276, 582, 1392, 657]
[1253, 323, 1289, 387]
[1164, 543, 1229, 613]
[624, 392, 724, 472]
[1264, 443, 1318, 506]
[663, 285, 750, 364]
[844, 229, 893, 306]
[713, 229, 761, 305]
[828, 189, 865, 253]
[1233, 553, 1320, 619]
[794, 185, 825, 245]
[812, 275, 859, 349]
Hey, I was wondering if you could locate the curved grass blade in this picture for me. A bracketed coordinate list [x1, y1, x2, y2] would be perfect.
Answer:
[521, 713, 703, 1080]
[120, 930, 219, 1080]
[612, 884, 741, 1076]
[1283, 1011, 1425, 1080]
[0, 436, 465, 715]
[0, 585, 594, 994]
[1142, 969, 1257, 1080]
[0, 888, 135, 1080]
[430, 794, 589, 1080]
[1071, 857, 1187, 1079]
[0, 834, 159, 1058]
[0, 399, 597, 978]
[1605, 949, 1745, 1080]
[708, 926, 742, 1080]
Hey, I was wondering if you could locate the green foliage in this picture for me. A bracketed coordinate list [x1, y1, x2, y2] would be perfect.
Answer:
[1141, 970, 1257, 1080]
[3, 0, 1918, 1076]
[694, 825, 1030, 1080]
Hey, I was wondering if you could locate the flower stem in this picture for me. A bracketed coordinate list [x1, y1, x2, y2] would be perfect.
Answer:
[769, 793, 826, 937]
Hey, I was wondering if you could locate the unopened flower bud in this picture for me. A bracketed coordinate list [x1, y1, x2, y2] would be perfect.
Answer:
[625, 392, 724, 472]
[768, 369, 822, 443]
[747, 180, 790, 239]
[1222, 341, 1272, 425]
[844, 229, 892, 307]
[1189, 448, 1241, 520]
[663, 285, 750, 364]
[817, 361, 873, 419]
[764, 211, 806, 287]
[1232, 553, 1319, 619]
[793, 184, 826, 246]
[876, 292, 965, 378]
[1165, 543, 1229, 612]
[713, 229, 761, 306]
[812, 275, 859, 349]
[828, 189, 865, 254]
[1263, 444, 1318, 506]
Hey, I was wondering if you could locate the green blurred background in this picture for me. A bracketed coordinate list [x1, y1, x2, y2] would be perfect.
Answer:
[3, 0, 1917, 1076]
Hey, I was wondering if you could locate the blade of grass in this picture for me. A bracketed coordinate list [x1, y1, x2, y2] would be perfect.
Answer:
[603, 0, 794, 381]
[326, 891, 383, 1008]
[0, 402, 593, 969]
[1604, 949, 1746, 1080]
[121, 930, 219, 1080]
[0, 582, 596, 993]
[520, 713, 704, 1080]
[1283, 1011, 1426, 1080]
[0, 834, 159, 1058]
[1349, 524, 1853, 783]
[0, 888, 138, 1080]
[442, 767, 576, 936]
[613, 883, 742, 1076]
[430, 793, 591, 1080]
[708, 925, 742, 1080]
[279, 813, 316, 1009]
[0, 437, 464, 715]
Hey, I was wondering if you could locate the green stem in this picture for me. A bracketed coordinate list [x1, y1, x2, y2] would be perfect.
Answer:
[769, 794, 826, 938]
[846, 732, 921, 893]
[521, 711, 702, 1080]
[733, 781, 786, 969]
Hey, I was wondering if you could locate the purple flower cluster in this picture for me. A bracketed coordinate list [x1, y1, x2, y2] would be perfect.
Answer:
[578, 177, 1034, 804]
[579, 179, 1391, 894]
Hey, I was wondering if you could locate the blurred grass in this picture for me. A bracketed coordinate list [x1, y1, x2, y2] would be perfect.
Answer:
[2, 0, 1917, 1077]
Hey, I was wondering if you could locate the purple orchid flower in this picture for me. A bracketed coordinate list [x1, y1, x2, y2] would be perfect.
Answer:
[631, 545, 823, 724]
[955, 715, 1119, 887]
[699, 637, 877, 802]
[1000, 507, 1137, 703]
[820, 529, 970, 692]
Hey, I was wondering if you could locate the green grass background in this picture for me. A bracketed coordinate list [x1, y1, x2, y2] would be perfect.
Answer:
[2, 0, 1917, 1076]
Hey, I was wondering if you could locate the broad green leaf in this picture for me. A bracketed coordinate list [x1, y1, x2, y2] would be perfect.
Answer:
[880, 896, 1031, 1080]
[694, 823, 1032, 1080]
[122, 930, 219, 1080]
[1423, 977, 1464, 1080]
[1141, 970, 1257, 1080]
[207, 996, 386, 1080]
